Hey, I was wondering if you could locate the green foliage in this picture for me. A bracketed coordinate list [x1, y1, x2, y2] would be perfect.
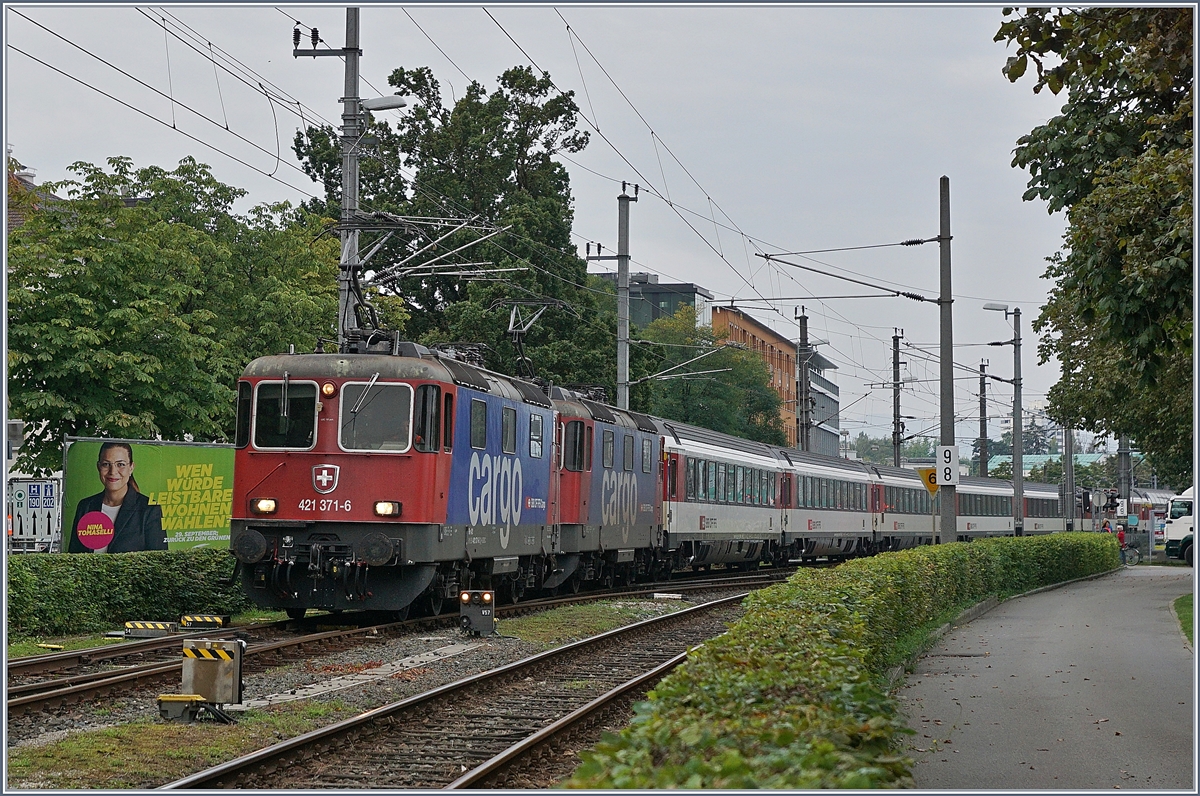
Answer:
[637, 305, 787, 445]
[7, 157, 339, 475]
[853, 432, 933, 465]
[564, 534, 1116, 789]
[995, 8, 1193, 488]
[293, 65, 613, 389]
[7, 548, 249, 637]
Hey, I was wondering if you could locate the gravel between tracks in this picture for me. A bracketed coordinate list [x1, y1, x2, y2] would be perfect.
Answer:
[8, 591, 746, 752]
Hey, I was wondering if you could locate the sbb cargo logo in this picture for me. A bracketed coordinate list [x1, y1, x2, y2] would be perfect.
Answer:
[525, 496, 546, 510]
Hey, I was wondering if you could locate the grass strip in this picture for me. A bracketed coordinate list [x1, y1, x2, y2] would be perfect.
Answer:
[1175, 593, 1193, 645]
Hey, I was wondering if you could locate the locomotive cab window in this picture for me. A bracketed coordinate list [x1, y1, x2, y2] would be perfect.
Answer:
[623, 435, 634, 471]
[339, 381, 414, 452]
[413, 384, 441, 452]
[443, 394, 454, 452]
[470, 399, 488, 449]
[235, 381, 252, 448]
[254, 380, 319, 450]
[502, 407, 517, 454]
[529, 414, 544, 458]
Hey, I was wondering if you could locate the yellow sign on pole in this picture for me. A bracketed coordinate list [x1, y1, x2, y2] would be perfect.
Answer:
[916, 467, 940, 496]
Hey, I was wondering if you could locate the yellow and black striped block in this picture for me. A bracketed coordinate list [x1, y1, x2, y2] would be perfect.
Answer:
[124, 621, 179, 638]
[182, 646, 234, 661]
[179, 615, 230, 629]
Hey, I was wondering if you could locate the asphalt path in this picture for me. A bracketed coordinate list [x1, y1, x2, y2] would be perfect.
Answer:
[898, 566, 1194, 790]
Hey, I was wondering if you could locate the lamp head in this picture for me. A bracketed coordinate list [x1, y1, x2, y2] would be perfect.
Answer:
[360, 95, 408, 111]
[982, 302, 1008, 312]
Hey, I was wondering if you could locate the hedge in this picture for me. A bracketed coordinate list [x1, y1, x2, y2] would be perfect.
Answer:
[7, 548, 250, 638]
[565, 533, 1119, 789]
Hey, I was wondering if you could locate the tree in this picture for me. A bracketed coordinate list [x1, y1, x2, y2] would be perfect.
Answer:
[639, 306, 786, 446]
[7, 157, 339, 474]
[852, 433, 934, 466]
[996, 7, 1193, 487]
[292, 65, 612, 389]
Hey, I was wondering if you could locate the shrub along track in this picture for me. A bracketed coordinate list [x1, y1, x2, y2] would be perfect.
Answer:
[160, 595, 746, 789]
[6, 570, 787, 719]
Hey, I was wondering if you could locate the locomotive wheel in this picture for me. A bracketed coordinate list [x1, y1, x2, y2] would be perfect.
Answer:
[568, 572, 583, 594]
[391, 605, 410, 622]
[286, 607, 307, 621]
[425, 591, 445, 616]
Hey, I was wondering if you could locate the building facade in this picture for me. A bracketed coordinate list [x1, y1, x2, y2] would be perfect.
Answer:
[596, 272, 713, 329]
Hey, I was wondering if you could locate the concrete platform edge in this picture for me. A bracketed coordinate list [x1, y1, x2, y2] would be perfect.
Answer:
[884, 567, 1120, 692]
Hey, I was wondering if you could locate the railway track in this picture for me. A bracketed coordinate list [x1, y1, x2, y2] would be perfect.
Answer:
[161, 594, 745, 789]
[6, 569, 789, 717]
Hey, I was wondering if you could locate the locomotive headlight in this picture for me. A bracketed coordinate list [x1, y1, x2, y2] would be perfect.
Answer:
[373, 501, 402, 517]
[482, 591, 493, 604]
[250, 498, 278, 515]
[460, 591, 471, 604]
[321, 381, 337, 398]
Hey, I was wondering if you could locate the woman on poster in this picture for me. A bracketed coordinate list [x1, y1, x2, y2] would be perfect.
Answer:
[69, 442, 166, 553]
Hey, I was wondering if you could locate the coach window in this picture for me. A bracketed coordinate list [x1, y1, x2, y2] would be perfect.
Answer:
[443, 394, 454, 452]
[642, 438, 653, 474]
[717, 463, 727, 503]
[668, 456, 678, 498]
[255, 381, 319, 450]
[735, 467, 744, 504]
[339, 381, 413, 452]
[529, 414, 544, 458]
[563, 420, 584, 471]
[235, 382, 252, 448]
[623, 434, 635, 471]
[414, 385, 441, 453]
[686, 457, 696, 499]
[470, 399, 488, 449]
[501, 407, 517, 454]
[707, 461, 716, 501]
[602, 430, 615, 469]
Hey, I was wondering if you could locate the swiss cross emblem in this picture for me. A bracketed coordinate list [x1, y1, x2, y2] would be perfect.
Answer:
[312, 464, 340, 494]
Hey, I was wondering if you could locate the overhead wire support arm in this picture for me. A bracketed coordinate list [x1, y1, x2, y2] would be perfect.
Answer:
[754, 253, 936, 303]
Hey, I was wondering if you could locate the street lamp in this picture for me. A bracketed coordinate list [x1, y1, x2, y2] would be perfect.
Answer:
[984, 302, 1023, 536]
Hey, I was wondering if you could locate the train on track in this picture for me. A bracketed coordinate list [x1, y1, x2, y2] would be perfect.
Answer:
[228, 341, 1067, 619]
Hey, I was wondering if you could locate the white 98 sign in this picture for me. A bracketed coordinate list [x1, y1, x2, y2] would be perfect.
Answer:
[936, 446, 960, 486]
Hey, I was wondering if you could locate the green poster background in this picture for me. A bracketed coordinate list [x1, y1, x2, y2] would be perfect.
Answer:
[63, 438, 235, 551]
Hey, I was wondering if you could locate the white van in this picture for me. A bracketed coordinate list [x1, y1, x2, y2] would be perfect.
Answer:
[1163, 486, 1193, 566]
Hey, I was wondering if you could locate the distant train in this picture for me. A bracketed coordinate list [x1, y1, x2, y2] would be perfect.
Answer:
[228, 342, 1068, 619]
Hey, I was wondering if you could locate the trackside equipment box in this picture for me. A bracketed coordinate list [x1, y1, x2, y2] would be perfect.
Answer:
[182, 639, 245, 704]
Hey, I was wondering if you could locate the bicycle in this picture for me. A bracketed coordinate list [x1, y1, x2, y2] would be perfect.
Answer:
[1122, 544, 1141, 567]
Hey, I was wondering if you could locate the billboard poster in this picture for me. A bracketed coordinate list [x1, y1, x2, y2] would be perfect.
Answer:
[63, 438, 234, 552]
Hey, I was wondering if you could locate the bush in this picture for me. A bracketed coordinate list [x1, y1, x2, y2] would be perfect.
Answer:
[565, 533, 1117, 788]
[7, 548, 249, 638]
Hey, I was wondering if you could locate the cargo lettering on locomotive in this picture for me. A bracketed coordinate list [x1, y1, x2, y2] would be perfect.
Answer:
[601, 470, 639, 527]
[468, 451, 524, 536]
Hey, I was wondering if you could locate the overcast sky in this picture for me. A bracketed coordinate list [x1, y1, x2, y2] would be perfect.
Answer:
[5, 3, 1076, 450]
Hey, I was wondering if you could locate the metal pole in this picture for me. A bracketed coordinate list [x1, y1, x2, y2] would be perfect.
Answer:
[1117, 434, 1132, 501]
[337, 7, 361, 351]
[1013, 307, 1023, 535]
[616, 186, 637, 409]
[938, 176, 955, 544]
[798, 312, 812, 451]
[1063, 423, 1075, 531]
[979, 361, 989, 477]
[893, 331, 903, 467]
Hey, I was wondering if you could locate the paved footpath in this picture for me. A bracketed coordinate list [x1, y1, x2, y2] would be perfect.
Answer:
[898, 566, 1194, 790]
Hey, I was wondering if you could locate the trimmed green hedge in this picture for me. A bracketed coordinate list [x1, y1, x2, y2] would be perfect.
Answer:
[565, 533, 1118, 789]
[7, 548, 249, 638]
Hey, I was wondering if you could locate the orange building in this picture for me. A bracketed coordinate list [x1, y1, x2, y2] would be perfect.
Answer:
[711, 306, 799, 446]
